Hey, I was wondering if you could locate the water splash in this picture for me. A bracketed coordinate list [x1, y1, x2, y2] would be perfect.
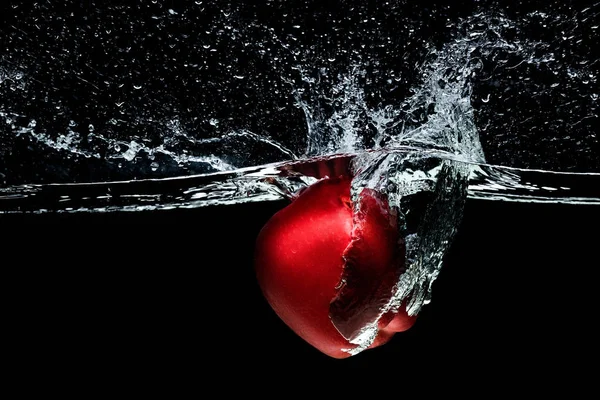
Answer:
[2, 4, 597, 184]
[1, 1, 599, 357]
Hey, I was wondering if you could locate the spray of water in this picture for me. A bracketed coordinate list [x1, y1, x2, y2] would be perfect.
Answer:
[1, 2, 598, 356]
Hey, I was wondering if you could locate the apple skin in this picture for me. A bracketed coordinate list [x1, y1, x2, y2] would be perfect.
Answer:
[254, 176, 416, 359]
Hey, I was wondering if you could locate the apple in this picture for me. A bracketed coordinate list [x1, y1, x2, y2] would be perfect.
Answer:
[254, 175, 416, 359]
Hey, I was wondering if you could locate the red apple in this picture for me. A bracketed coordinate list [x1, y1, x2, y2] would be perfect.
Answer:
[254, 176, 416, 359]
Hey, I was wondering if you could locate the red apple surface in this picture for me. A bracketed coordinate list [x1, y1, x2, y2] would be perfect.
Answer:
[254, 175, 416, 359]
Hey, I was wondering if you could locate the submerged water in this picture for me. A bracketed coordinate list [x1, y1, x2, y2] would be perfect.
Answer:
[1, 0, 598, 354]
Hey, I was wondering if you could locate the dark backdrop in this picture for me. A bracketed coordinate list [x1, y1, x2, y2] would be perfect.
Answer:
[3, 197, 599, 380]
[1, 0, 599, 387]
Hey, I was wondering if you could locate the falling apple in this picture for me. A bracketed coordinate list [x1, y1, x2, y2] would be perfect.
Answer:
[254, 175, 416, 359]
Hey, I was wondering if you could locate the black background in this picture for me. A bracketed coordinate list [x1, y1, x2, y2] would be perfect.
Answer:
[3, 197, 600, 381]
[2, 0, 599, 387]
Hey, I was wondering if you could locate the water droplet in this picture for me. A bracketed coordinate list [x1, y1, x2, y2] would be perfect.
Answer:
[133, 84, 142, 90]
[122, 141, 141, 161]
[88, 124, 94, 131]
[150, 162, 159, 171]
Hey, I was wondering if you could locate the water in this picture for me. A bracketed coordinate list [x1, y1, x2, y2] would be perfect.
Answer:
[1, 1, 599, 355]
[2, 150, 600, 211]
